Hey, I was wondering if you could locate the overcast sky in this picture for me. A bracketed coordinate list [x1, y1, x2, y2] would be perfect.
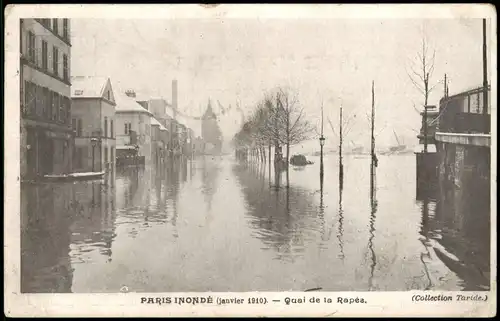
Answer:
[71, 18, 487, 148]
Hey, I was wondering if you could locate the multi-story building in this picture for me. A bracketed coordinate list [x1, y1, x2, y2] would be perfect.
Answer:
[115, 90, 154, 165]
[150, 117, 169, 165]
[20, 18, 72, 179]
[70, 76, 116, 177]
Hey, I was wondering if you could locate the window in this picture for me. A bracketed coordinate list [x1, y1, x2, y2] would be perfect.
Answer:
[24, 81, 35, 115]
[72, 118, 77, 132]
[63, 54, 69, 81]
[43, 87, 50, 119]
[35, 85, 44, 117]
[67, 97, 71, 123]
[58, 95, 64, 123]
[104, 148, 108, 166]
[52, 19, 58, 34]
[124, 123, 128, 134]
[41, 40, 48, 70]
[63, 19, 69, 39]
[77, 119, 82, 137]
[104, 117, 108, 138]
[39, 19, 51, 28]
[110, 120, 114, 138]
[52, 92, 59, 120]
[65, 97, 71, 124]
[52, 46, 59, 76]
[27, 31, 36, 63]
[128, 123, 132, 133]
[111, 147, 115, 164]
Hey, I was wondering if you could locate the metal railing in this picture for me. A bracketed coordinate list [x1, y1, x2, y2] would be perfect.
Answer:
[437, 86, 491, 134]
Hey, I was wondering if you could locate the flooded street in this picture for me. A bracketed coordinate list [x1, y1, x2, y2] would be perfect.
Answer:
[21, 154, 490, 293]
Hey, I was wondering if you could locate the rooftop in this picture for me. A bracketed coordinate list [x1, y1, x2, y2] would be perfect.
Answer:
[115, 92, 153, 116]
[150, 117, 168, 132]
[71, 76, 109, 98]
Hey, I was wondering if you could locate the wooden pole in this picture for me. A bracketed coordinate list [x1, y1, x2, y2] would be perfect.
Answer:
[339, 102, 343, 183]
[444, 73, 447, 98]
[370, 80, 376, 199]
[371, 81, 375, 159]
[483, 18, 489, 132]
[320, 102, 324, 181]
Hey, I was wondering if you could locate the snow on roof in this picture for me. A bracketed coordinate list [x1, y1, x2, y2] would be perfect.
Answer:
[115, 93, 153, 116]
[71, 76, 108, 98]
[150, 117, 168, 132]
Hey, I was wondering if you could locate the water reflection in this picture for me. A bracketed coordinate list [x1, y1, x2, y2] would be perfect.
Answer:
[367, 162, 378, 291]
[20, 154, 490, 292]
[417, 165, 490, 291]
[233, 162, 322, 262]
[201, 157, 220, 213]
[21, 177, 116, 293]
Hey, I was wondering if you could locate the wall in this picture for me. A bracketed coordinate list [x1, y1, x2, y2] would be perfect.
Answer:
[100, 99, 116, 178]
[72, 98, 101, 172]
[21, 19, 71, 91]
[115, 112, 153, 164]
[20, 19, 72, 178]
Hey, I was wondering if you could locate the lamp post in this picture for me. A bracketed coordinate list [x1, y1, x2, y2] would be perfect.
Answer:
[319, 135, 325, 180]
[91, 137, 98, 172]
[135, 145, 139, 166]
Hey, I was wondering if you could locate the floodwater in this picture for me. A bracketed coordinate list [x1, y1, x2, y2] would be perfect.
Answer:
[20, 154, 491, 293]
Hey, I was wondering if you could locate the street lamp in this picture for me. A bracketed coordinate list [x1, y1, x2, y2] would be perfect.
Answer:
[319, 135, 326, 179]
[135, 145, 139, 166]
[91, 137, 99, 172]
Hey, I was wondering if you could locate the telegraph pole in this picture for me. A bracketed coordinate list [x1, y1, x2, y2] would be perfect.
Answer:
[483, 18, 489, 132]
[370, 80, 377, 199]
[319, 102, 325, 182]
[339, 102, 343, 184]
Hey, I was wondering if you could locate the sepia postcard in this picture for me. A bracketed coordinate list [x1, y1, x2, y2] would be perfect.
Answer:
[4, 3, 497, 317]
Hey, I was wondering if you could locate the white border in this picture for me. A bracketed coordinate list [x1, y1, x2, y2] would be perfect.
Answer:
[4, 4, 497, 317]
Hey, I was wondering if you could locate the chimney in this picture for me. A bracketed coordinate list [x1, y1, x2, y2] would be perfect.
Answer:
[172, 80, 178, 114]
[125, 89, 136, 98]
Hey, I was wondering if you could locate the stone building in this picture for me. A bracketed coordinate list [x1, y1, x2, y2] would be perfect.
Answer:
[20, 18, 72, 179]
[70, 76, 116, 175]
[115, 90, 155, 165]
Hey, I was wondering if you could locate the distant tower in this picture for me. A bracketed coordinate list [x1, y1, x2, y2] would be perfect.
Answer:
[202, 99, 222, 155]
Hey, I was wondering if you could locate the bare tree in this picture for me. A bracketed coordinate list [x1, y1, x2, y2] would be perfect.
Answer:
[275, 88, 315, 188]
[233, 87, 314, 188]
[406, 31, 440, 108]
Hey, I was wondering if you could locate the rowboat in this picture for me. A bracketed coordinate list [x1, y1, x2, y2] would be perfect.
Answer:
[42, 171, 105, 182]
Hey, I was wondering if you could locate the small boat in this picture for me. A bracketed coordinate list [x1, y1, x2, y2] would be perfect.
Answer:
[43, 171, 105, 182]
[388, 130, 407, 153]
[290, 154, 314, 166]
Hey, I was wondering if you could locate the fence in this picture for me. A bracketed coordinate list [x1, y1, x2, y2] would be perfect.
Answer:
[438, 87, 491, 134]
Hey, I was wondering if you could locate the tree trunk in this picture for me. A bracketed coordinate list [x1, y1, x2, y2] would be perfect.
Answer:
[286, 142, 290, 188]
[268, 143, 272, 185]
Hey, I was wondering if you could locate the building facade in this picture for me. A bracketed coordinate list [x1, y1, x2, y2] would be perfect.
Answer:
[70, 76, 116, 177]
[20, 18, 73, 179]
[115, 91, 154, 165]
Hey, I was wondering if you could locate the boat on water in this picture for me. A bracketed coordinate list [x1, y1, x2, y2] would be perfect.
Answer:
[290, 154, 314, 166]
[351, 146, 364, 154]
[43, 171, 106, 182]
[388, 130, 407, 153]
